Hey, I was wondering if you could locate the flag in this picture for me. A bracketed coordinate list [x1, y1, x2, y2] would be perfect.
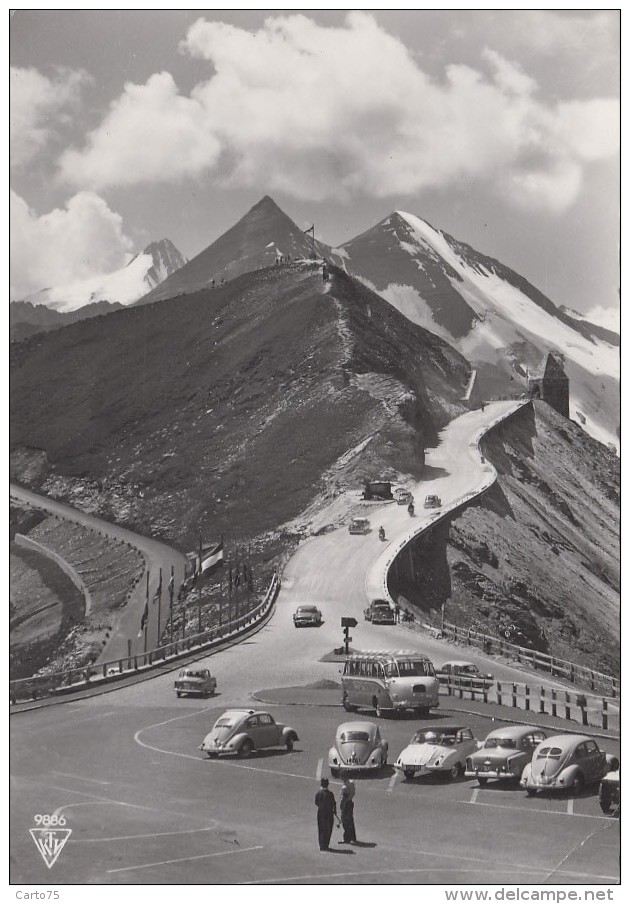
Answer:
[168, 573, 175, 594]
[154, 570, 162, 603]
[137, 601, 149, 637]
[199, 538, 224, 575]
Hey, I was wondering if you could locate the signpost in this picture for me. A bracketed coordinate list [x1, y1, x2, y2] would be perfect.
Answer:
[340, 617, 358, 655]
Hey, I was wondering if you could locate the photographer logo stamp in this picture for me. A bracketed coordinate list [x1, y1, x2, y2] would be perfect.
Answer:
[29, 815, 71, 869]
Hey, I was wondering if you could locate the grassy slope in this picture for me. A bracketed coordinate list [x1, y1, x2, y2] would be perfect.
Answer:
[11, 264, 469, 554]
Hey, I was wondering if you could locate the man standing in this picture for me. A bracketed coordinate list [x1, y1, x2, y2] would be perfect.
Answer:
[314, 777, 337, 851]
[339, 777, 357, 844]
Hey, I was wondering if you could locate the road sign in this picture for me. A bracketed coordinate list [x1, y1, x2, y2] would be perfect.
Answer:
[341, 617, 358, 628]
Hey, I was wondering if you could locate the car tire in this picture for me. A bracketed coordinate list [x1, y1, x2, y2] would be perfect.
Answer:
[573, 772, 585, 794]
[404, 768, 415, 781]
[176, 691, 181, 697]
[525, 788, 537, 797]
[286, 737, 294, 752]
[342, 693, 356, 713]
[600, 785, 612, 814]
[449, 762, 464, 780]
[415, 707, 429, 718]
[477, 777, 488, 786]
[330, 767, 340, 778]
[238, 739, 254, 759]
[374, 699, 385, 718]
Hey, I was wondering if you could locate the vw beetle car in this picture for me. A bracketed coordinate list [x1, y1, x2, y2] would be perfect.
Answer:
[348, 517, 370, 534]
[424, 494, 442, 509]
[174, 667, 217, 698]
[599, 769, 620, 815]
[466, 725, 547, 784]
[396, 725, 478, 780]
[363, 599, 395, 624]
[520, 734, 618, 795]
[293, 605, 322, 627]
[200, 710, 298, 759]
[437, 661, 494, 688]
[328, 721, 388, 776]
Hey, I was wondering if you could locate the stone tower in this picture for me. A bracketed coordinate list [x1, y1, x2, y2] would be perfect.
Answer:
[527, 353, 569, 418]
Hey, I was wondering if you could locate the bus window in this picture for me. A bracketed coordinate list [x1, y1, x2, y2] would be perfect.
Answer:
[384, 662, 398, 678]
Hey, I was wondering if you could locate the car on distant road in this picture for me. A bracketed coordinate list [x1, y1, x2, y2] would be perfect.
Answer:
[174, 668, 217, 698]
[328, 721, 388, 776]
[394, 488, 414, 505]
[436, 661, 494, 688]
[520, 734, 618, 795]
[599, 769, 620, 815]
[466, 725, 548, 784]
[424, 494, 442, 508]
[348, 517, 370, 534]
[395, 725, 478, 780]
[200, 710, 298, 759]
[363, 599, 395, 624]
[293, 605, 322, 627]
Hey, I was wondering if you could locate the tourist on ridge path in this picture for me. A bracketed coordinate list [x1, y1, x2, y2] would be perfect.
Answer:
[315, 777, 337, 851]
[339, 777, 357, 844]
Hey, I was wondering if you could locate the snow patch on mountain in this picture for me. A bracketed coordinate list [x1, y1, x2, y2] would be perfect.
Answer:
[24, 239, 186, 313]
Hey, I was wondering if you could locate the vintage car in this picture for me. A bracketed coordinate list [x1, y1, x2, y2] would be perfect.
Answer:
[395, 725, 478, 780]
[394, 488, 414, 505]
[363, 599, 395, 624]
[293, 605, 323, 627]
[436, 661, 494, 688]
[348, 517, 371, 534]
[466, 725, 548, 784]
[599, 769, 620, 815]
[200, 710, 298, 759]
[520, 734, 618, 795]
[328, 721, 388, 776]
[424, 494, 442, 509]
[174, 667, 217, 698]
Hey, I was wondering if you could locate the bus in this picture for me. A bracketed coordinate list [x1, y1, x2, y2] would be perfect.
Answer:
[341, 650, 439, 718]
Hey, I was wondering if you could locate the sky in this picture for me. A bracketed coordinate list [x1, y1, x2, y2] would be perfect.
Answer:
[9, 8, 620, 329]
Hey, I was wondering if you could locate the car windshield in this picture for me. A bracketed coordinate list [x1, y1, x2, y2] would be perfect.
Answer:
[460, 666, 480, 674]
[485, 737, 516, 749]
[299, 607, 317, 613]
[537, 747, 562, 759]
[340, 731, 370, 743]
[397, 660, 432, 677]
[412, 730, 457, 745]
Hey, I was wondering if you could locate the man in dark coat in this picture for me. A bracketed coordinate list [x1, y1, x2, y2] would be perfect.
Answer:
[314, 777, 337, 851]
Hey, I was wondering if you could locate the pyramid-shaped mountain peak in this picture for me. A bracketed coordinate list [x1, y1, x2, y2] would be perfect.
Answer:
[137, 197, 328, 305]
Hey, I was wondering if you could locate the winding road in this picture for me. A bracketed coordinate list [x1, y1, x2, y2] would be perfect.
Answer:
[10, 400, 620, 885]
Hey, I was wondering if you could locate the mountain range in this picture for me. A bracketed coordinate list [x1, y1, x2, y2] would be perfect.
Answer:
[10, 239, 186, 341]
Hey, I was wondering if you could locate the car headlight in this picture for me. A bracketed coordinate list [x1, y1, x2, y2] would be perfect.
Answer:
[332, 756, 338, 764]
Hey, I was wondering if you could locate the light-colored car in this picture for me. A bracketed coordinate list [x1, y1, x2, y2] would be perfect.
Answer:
[363, 599, 395, 624]
[328, 721, 388, 777]
[348, 517, 370, 534]
[293, 605, 322, 627]
[599, 770, 620, 815]
[424, 494, 442, 508]
[396, 725, 478, 780]
[437, 661, 494, 688]
[174, 667, 217, 698]
[520, 734, 618, 795]
[200, 710, 298, 759]
[394, 488, 414, 505]
[465, 725, 548, 784]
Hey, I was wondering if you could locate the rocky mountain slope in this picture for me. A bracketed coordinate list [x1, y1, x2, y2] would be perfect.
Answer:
[137, 196, 329, 305]
[332, 212, 619, 450]
[10, 239, 186, 340]
[390, 401, 619, 675]
[10, 262, 469, 552]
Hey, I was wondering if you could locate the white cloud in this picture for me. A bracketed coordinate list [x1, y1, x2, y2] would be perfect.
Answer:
[10, 191, 133, 299]
[11, 65, 89, 169]
[58, 12, 619, 213]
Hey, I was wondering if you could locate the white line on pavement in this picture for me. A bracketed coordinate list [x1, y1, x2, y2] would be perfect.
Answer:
[316, 758, 323, 781]
[107, 845, 263, 873]
[470, 788, 479, 804]
[464, 798, 612, 820]
[567, 798, 574, 816]
[387, 773, 397, 794]
[72, 826, 220, 843]
[53, 772, 111, 786]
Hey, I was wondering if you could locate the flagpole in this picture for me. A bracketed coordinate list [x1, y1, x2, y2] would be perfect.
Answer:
[157, 567, 162, 643]
[145, 569, 150, 648]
